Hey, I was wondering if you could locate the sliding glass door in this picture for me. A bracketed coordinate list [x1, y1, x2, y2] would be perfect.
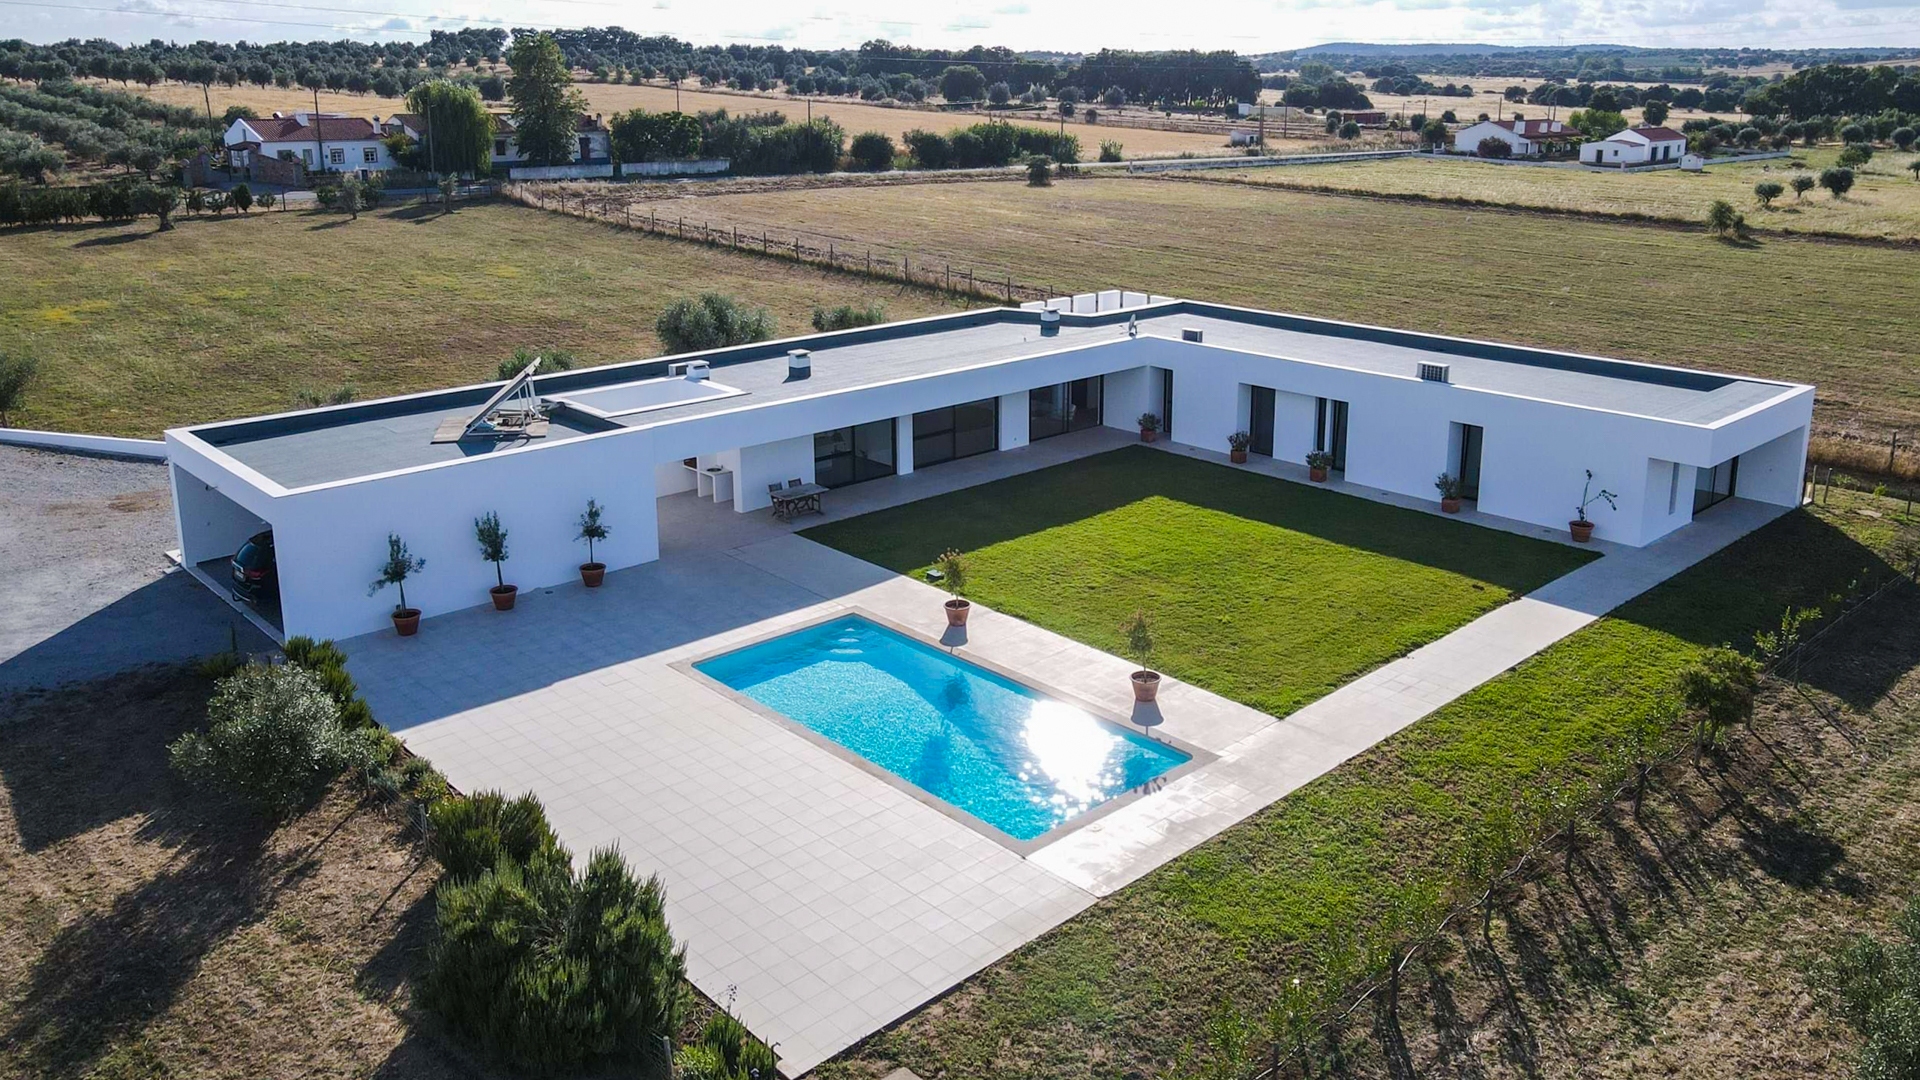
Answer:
[1694, 457, 1738, 514]
[1314, 397, 1349, 471]
[813, 418, 897, 489]
[1029, 376, 1104, 441]
[913, 397, 998, 468]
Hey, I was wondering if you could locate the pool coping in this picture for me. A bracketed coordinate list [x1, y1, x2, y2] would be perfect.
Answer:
[671, 605, 1217, 859]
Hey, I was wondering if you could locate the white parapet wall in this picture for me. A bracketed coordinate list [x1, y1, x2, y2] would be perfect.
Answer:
[508, 162, 617, 181]
[0, 427, 168, 460]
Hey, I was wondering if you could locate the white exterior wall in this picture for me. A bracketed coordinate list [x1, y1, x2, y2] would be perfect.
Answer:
[1273, 389, 1319, 463]
[170, 461, 269, 564]
[1101, 366, 1154, 434]
[1733, 425, 1811, 507]
[998, 391, 1030, 451]
[733, 435, 816, 513]
[1453, 121, 1523, 155]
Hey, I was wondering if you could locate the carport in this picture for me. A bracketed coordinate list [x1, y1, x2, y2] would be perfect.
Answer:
[168, 458, 284, 639]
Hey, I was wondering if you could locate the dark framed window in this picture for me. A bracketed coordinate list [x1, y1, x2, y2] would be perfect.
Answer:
[1029, 376, 1103, 441]
[1314, 397, 1349, 471]
[1694, 457, 1738, 514]
[813, 418, 897, 489]
[913, 397, 998, 468]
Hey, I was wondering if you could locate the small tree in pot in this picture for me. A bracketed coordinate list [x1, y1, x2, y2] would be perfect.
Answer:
[476, 511, 516, 610]
[935, 549, 970, 626]
[370, 533, 427, 635]
[1125, 610, 1159, 702]
[576, 499, 611, 587]
[1137, 412, 1161, 443]
[1434, 472, 1463, 513]
[1306, 450, 1334, 482]
[1571, 469, 1617, 542]
[1227, 430, 1252, 464]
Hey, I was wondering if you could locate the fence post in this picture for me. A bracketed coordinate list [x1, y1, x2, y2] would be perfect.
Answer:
[763, 232, 768, 252]
[795, 237, 801, 260]
[625, 205, 631, 227]
[829, 243, 834, 264]
[733, 225, 739, 246]
[678, 217, 684, 238]
[866, 251, 872, 274]
[945, 264, 951, 291]
[1890, 431, 1901, 475]
[1005, 275, 1012, 301]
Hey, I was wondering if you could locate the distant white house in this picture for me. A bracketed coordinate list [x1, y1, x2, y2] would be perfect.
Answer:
[224, 113, 393, 178]
[1452, 117, 1574, 157]
[487, 113, 612, 167]
[1581, 126, 1688, 166]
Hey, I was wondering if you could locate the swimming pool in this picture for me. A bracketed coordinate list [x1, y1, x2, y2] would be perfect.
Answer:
[695, 616, 1190, 842]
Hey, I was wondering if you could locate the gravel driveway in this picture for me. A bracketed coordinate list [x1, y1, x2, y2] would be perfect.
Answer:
[0, 446, 272, 695]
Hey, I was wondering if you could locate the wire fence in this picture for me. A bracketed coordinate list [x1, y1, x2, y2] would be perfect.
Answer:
[501, 181, 1065, 306]
[1234, 549, 1920, 1080]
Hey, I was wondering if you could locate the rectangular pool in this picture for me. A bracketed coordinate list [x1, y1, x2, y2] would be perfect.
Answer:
[695, 616, 1189, 842]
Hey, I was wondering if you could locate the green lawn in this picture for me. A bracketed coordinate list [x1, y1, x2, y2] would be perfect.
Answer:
[804, 446, 1594, 719]
[819, 483, 1919, 1079]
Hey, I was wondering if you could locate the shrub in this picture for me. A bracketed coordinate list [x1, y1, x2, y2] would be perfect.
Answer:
[1337, 120, 1361, 140]
[655, 292, 776, 353]
[902, 128, 951, 169]
[811, 302, 887, 331]
[1792, 174, 1817, 199]
[496, 346, 575, 381]
[230, 182, 252, 212]
[1820, 166, 1856, 197]
[676, 1008, 780, 1079]
[0, 352, 38, 425]
[429, 790, 564, 880]
[847, 130, 894, 171]
[1026, 154, 1053, 185]
[1815, 896, 1920, 1080]
[168, 664, 374, 813]
[1838, 142, 1875, 167]
[1704, 199, 1746, 238]
[1736, 126, 1761, 147]
[425, 800, 690, 1075]
[1839, 121, 1867, 143]
[1098, 139, 1124, 162]
[1893, 126, 1918, 151]
[1678, 646, 1759, 752]
[1753, 180, 1784, 207]
[1477, 136, 1511, 159]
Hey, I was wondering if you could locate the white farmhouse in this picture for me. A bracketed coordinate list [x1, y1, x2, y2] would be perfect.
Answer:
[487, 112, 612, 167]
[167, 295, 1814, 642]
[1580, 126, 1688, 166]
[1452, 117, 1574, 157]
[223, 112, 393, 178]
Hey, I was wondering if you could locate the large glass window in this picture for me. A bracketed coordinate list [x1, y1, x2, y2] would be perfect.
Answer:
[1694, 457, 1738, 514]
[813, 418, 897, 489]
[1029, 376, 1103, 441]
[913, 397, 998, 468]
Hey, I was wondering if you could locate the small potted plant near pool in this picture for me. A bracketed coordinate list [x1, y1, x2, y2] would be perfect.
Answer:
[1125, 610, 1160, 703]
[1306, 450, 1334, 482]
[1227, 430, 1251, 464]
[1434, 472, 1463, 513]
[935, 548, 970, 626]
[576, 498, 610, 587]
[369, 532, 426, 636]
[476, 510, 516, 610]
[1137, 412, 1161, 443]
[1570, 469, 1617, 543]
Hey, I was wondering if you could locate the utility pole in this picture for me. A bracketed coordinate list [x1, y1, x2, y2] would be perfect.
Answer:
[312, 87, 326, 177]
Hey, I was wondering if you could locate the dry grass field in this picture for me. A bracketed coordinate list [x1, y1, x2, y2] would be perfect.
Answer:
[0, 200, 959, 436]
[1201, 147, 1920, 240]
[92, 78, 1237, 159]
[560, 175, 1919, 439]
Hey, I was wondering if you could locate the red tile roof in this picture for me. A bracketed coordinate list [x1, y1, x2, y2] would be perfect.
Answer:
[248, 115, 379, 142]
[1628, 126, 1686, 142]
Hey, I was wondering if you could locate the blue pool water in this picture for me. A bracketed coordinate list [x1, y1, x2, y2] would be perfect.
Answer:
[696, 616, 1189, 841]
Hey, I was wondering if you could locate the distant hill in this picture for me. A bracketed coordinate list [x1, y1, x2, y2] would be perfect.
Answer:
[1288, 42, 1635, 57]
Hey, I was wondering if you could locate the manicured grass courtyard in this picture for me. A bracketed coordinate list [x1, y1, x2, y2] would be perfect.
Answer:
[820, 493, 1919, 1080]
[804, 445, 1596, 719]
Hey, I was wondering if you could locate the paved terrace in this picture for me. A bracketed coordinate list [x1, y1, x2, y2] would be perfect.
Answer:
[342, 429, 1786, 1076]
[191, 301, 1803, 490]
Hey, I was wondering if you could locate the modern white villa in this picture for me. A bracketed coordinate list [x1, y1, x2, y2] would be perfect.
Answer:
[166, 294, 1813, 642]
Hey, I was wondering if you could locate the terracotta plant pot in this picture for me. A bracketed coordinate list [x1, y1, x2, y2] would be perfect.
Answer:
[945, 598, 971, 627]
[1230, 448, 1248, 464]
[1132, 670, 1161, 703]
[490, 584, 518, 611]
[1140, 428, 1157, 443]
[580, 562, 606, 588]
[392, 608, 420, 636]
[1309, 466, 1329, 482]
[1441, 497, 1462, 514]
[1570, 519, 1595, 543]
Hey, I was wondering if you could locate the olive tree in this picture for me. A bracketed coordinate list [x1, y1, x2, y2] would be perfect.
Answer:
[1791, 174, 1817, 199]
[1820, 166, 1856, 198]
[1753, 180, 1784, 207]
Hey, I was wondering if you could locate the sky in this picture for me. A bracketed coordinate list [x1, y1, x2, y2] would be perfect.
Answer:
[7, 0, 1920, 54]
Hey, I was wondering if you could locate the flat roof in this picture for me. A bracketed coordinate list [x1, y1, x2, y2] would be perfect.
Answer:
[188, 300, 1804, 490]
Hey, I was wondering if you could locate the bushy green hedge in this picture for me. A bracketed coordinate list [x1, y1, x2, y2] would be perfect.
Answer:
[425, 791, 690, 1075]
[811, 302, 887, 332]
[168, 664, 375, 813]
[902, 121, 1079, 170]
[655, 292, 775, 353]
[675, 1008, 780, 1079]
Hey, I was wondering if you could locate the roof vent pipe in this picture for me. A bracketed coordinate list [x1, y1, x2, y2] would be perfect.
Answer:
[787, 349, 811, 379]
[683, 360, 710, 382]
[1039, 309, 1061, 336]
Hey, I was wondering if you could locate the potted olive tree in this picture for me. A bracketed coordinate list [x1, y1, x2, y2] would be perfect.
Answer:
[1125, 610, 1160, 703]
[576, 499, 610, 587]
[1434, 472, 1463, 513]
[476, 511, 516, 610]
[1570, 469, 1618, 543]
[369, 533, 426, 636]
[936, 548, 970, 626]
[1306, 450, 1334, 482]
[1137, 412, 1161, 443]
[1227, 431, 1252, 464]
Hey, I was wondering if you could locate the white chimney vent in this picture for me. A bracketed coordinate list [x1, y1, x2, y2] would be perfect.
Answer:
[1417, 361, 1451, 383]
[683, 359, 711, 381]
[1039, 309, 1061, 335]
[1181, 327, 1204, 343]
[787, 349, 811, 378]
